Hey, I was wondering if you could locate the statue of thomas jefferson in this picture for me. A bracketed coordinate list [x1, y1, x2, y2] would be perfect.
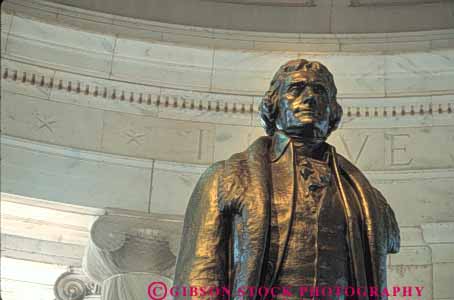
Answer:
[174, 59, 400, 300]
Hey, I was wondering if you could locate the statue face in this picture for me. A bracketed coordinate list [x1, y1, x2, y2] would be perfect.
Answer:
[275, 70, 331, 140]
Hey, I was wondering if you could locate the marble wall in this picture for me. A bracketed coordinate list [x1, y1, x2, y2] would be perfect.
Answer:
[2, 6, 454, 96]
[1, 2, 454, 300]
[11, 0, 454, 34]
[1, 193, 103, 300]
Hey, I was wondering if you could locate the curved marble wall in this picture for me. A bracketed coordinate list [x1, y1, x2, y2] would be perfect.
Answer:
[1, 0, 454, 299]
[13, 0, 454, 34]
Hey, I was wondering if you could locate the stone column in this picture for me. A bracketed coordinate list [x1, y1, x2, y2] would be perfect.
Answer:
[54, 268, 101, 300]
[83, 209, 183, 300]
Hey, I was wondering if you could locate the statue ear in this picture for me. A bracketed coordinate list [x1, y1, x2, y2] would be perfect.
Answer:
[259, 87, 280, 136]
[328, 101, 343, 134]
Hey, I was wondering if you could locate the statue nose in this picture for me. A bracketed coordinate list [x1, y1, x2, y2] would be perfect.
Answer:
[302, 96, 316, 105]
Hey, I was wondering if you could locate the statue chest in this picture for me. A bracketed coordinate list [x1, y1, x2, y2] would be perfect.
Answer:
[270, 157, 351, 296]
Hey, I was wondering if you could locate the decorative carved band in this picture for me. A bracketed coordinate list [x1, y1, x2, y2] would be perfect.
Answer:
[2, 67, 453, 119]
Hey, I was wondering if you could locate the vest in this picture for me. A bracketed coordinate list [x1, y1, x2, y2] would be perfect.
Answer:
[269, 152, 360, 300]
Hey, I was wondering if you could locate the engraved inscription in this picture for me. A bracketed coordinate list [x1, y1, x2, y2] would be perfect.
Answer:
[197, 129, 204, 160]
[125, 129, 146, 145]
[339, 134, 369, 164]
[34, 112, 56, 133]
[387, 133, 413, 166]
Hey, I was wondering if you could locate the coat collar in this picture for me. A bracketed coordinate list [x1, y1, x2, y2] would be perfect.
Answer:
[270, 131, 329, 163]
[270, 131, 291, 162]
[268, 132, 295, 288]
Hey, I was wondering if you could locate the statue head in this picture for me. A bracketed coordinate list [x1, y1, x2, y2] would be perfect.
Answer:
[259, 59, 342, 140]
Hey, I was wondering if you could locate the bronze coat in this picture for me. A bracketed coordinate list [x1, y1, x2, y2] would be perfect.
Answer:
[174, 132, 400, 300]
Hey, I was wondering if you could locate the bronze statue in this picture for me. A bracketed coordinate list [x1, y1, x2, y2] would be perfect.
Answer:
[174, 59, 400, 300]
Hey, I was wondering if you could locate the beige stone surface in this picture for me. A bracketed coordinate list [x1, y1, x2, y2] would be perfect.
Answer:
[111, 18, 163, 41]
[385, 50, 454, 97]
[55, 8, 116, 37]
[214, 125, 255, 161]
[1, 192, 102, 300]
[252, 96, 264, 127]
[388, 265, 432, 300]
[111, 38, 213, 90]
[374, 179, 454, 227]
[1, 31, 7, 53]
[1, 10, 13, 34]
[1, 139, 153, 212]
[2, 13, 454, 99]
[101, 110, 215, 164]
[150, 161, 206, 215]
[1, 193, 102, 297]
[312, 53, 386, 98]
[1, 258, 69, 300]
[399, 226, 425, 246]
[430, 244, 454, 263]
[10, 15, 114, 54]
[2, 234, 85, 267]
[22, 0, 453, 34]
[333, 0, 452, 34]
[421, 222, 454, 243]
[1, 10, 12, 53]
[163, 31, 255, 50]
[389, 246, 432, 266]
[5, 16, 114, 77]
[211, 49, 295, 94]
[2, 91, 104, 151]
[433, 263, 454, 299]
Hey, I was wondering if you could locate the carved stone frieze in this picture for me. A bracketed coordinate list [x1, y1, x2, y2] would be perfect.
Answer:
[2, 66, 453, 119]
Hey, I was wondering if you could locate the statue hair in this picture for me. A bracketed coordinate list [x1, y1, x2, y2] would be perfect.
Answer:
[259, 59, 343, 137]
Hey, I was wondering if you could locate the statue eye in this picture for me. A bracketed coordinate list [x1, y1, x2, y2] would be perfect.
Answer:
[312, 85, 326, 95]
[287, 85, 303, 96]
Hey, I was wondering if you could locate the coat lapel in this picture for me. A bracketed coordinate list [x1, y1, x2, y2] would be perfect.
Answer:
[267, 133, 296, 287]
[335, 153, 383, 291]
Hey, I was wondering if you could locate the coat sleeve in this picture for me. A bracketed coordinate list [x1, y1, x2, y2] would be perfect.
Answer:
[373, 188, 400, 254]
[173, 161, 231, 295]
